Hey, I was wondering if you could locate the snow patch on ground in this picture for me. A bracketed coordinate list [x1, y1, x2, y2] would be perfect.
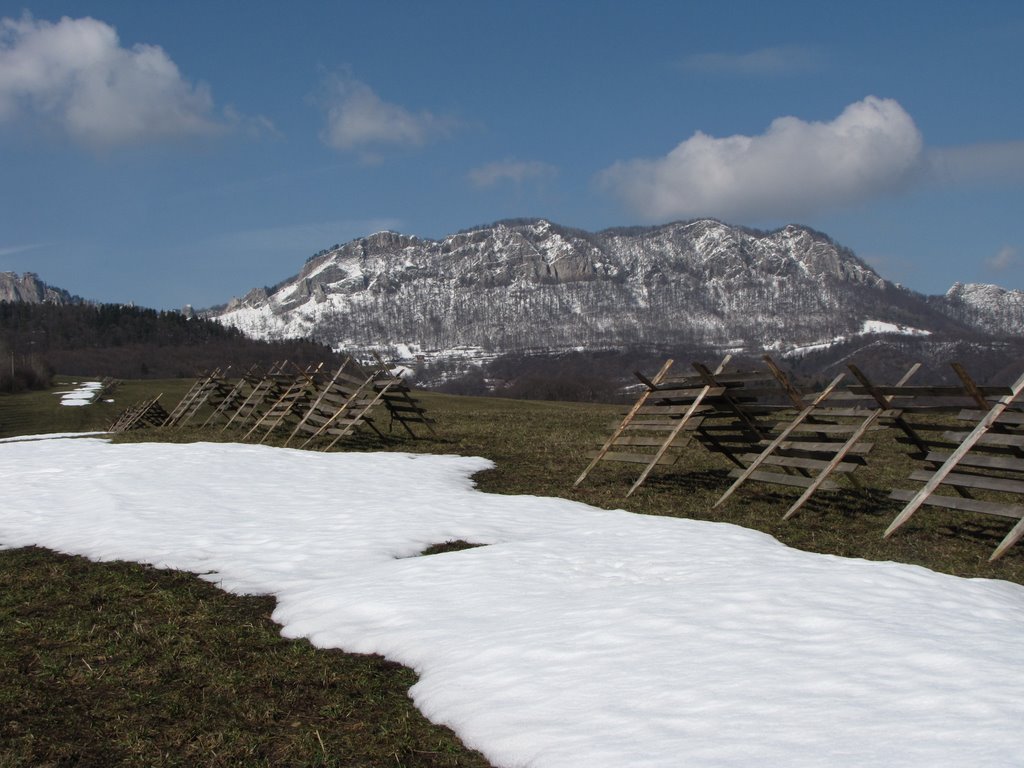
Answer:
[860, 319, 931, 336]
[1, 438, 1023, 768]
[780, 319, 932, 358]
[54, 381, 103, 407]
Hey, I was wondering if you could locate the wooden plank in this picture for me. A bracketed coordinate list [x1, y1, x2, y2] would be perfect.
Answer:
[992, 517, 1024, 560]
[711, 386, 791, 399]
[957, 409, 1024, 425]
[925, 451, 1024, 472]
[727, 468, 840, 491]
[942, 431, 1024, 448]
[762, 355, 807, 409]
[889, 488, 1024, 519]
[907, 470, 1024, 495]
[648, 386, 726, 400]
[603, 435, 681, 447]
[585, 451, 678, 465]
[951, 362, 995, 410]
[622, 421, 690, 432]
[738, 453, 861, 473]
[847, 384, 1012, 397]
[892, 404, 976, 415]
[770, 440, 873, 454]
[636, 404, 717, 416]
[386, 402, 428, 414]
[784, 423, 882, 435]
[806, 407, 900, 419]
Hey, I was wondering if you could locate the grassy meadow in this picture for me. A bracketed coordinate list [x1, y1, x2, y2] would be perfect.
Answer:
[2, 377, 1023, 766]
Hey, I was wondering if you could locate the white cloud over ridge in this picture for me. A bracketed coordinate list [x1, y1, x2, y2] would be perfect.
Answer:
[0, 14, 222, 146]
[468, 159, 558, 188]
[599, 96, 924, 222]
[321, 71, 455, 153]
[986, 246, 1018, 272]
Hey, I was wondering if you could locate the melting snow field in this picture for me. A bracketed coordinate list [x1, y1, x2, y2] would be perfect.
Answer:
[2, 436, 1024, 768]
[54, 380, 103, 406]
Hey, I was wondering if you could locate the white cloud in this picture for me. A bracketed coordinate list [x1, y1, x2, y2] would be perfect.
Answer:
[467, 159, 558, 188]
[680, 45, 822, 76]
[320, 71, 455, 152]
[0, 14, 223, 146]
[598, 96, 924, 222]
[986, 245, 1018, 272]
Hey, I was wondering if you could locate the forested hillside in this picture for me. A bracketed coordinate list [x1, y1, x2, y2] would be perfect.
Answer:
[0, 302, 342, 392]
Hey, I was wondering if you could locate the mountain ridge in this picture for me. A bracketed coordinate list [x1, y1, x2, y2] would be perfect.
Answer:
[208, 218, 1014, 357]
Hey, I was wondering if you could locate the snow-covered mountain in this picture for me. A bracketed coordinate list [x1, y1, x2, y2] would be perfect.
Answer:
[207, 219, 1017, 357]
[931, 282, 1024, 336]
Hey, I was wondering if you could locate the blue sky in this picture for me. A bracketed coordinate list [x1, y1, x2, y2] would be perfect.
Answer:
[1, 1, 1023, 310]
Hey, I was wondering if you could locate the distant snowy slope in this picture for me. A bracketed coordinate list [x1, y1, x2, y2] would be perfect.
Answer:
[209, 218, 991, 355]
[934, 282, 1024, 335]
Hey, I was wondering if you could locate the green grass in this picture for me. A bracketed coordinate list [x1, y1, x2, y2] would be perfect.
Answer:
[0, 547, 489, 768]
[0, 377, 195, 440]
[2, 379, 1024, 766]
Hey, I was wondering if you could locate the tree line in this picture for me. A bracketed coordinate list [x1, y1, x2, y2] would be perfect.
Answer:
[0, 302, 344, 392]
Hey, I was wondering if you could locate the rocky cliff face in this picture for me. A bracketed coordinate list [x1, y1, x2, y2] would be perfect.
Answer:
[207, 218, 1015, 356]
[0, 272, 78, 304]
[931, 282, 1024, 336]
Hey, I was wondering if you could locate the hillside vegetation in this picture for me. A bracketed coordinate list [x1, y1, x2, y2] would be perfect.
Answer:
[0, 301, 344, 391]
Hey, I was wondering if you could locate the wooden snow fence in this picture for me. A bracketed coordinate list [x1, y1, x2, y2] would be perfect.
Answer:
[574, 355, 796, 496]
[283, 359, 380, 446]
[242, 362, 325, 443]
[714, 363, 921, 519]
[368, 355, 435, 440]
[163, 368, 235, 428]
[220, 362, 293, 433]
[847, 362, 1009, 461]
[197, 364, 265, 429]
[884, 367, 1024, 560]
[123, 358, 433, 448]
[284, 357, 435, 449]
[108, 396, 169, 432]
